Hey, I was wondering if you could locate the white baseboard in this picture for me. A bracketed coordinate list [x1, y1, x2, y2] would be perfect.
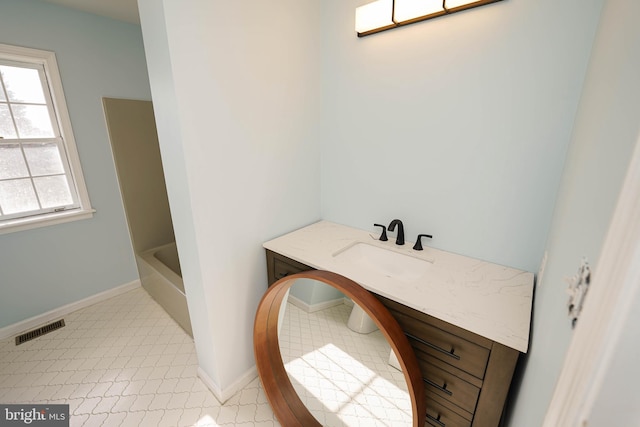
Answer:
[0, 279, 141, 341]
[288, 294, 348, 313]
[197, 365, 258, 404]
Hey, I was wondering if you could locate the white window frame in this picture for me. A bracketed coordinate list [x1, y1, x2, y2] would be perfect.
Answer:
[0, 43, 93, 234]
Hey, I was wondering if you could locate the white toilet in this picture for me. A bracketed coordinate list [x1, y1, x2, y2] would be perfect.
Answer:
[346, 302, 402, 371]
[347, 303, 379, 334]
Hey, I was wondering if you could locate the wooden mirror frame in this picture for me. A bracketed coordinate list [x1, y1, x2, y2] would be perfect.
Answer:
[254, 270, 426, 426]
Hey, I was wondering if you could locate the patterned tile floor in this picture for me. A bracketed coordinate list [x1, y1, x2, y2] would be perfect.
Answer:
[279, 302, 412, 426]
[0, 288, 278, 426]
[0, 288, 409, 426]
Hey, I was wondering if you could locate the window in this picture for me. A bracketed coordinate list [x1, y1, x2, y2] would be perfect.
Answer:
[0, 43, 92, 234]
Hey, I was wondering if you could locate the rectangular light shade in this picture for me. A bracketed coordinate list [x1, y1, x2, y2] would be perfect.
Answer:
[445, 0, 482, 9]
[355, 0, 394, 34]
[394, 0, 445, 23]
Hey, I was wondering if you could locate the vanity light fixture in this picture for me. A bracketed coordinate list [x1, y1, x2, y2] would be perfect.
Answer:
[355, 0, 504, 37]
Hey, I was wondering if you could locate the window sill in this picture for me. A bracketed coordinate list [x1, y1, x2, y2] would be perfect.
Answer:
[0, 208, 96, 235]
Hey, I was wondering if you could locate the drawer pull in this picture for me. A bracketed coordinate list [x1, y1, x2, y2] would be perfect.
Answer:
[424, 378, 453, 396]
[406, 332, 461, 361]
[427, 413, 446, 427]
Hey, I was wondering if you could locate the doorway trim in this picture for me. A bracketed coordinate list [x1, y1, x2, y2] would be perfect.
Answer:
[543, 132, 640, 426]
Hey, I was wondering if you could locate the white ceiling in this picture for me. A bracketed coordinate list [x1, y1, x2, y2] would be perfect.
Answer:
[41, 0, 140, 25]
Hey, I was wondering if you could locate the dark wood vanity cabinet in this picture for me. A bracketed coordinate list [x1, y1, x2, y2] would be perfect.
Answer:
[375, 295, 519, 427]
[265, 250, 520, 427]
[266, 250, 314, 285]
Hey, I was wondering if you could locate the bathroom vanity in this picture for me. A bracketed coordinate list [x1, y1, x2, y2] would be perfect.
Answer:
[263, 221, 534, 427]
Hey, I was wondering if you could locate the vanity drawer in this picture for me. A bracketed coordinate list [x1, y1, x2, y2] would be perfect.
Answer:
[425, 394, 472, 427]
[395, 310, 491, 379]
[377, 296, 491, 379]
[266, 250, 314, 285]
[420, 358, 480, 415]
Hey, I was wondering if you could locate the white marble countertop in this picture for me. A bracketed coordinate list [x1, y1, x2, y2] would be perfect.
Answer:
[264, 220, 534, 353]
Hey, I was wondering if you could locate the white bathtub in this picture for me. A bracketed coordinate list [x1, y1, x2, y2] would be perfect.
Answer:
[137, 242, 193, 337]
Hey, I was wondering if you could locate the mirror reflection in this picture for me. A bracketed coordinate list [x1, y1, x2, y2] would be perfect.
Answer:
[278, 279, 412, 426]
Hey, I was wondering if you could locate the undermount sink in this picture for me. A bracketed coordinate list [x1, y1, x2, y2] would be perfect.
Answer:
[332, 242, 433, 282]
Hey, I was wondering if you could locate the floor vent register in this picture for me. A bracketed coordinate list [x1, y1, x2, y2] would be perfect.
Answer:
[15, 319, 65, 345]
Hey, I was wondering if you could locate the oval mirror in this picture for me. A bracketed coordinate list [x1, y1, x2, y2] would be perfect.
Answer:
[254, 270, 426, 426]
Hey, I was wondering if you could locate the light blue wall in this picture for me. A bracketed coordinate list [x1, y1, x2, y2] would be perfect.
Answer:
[139, 0, 322, 393]
[0, 0, 150, 327]
[320, 0, 604, 273]
[507, 0, 640, 425]
[290, 279, 345, 306]
[137, 0, 215, 392]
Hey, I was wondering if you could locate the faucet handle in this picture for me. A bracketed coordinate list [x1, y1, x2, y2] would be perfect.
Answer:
[373, 224, 388, 241]
[413, 234, 433, 251]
